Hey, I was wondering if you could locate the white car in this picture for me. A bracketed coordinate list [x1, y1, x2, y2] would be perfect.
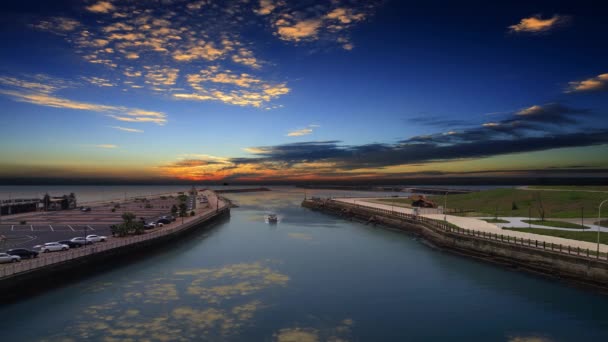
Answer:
[37, 242, 69, 253]
[0, 253, 20, 263]
[86, 235, 107, 242]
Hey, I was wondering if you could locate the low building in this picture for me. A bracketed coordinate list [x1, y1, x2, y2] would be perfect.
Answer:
[42, 193, 77, 211]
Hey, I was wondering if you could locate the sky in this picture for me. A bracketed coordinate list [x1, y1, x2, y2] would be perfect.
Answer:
[0, 0, 607, 184]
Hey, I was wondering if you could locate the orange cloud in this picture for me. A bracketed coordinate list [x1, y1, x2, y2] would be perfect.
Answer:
[509, 15, 568, 33]
[86, 1, 115, 14]
[566, 73, 608, 93]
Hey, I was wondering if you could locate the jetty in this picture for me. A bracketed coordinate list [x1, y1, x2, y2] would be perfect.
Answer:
[0, 190, 230, 301]
[303, 197, 608, 291]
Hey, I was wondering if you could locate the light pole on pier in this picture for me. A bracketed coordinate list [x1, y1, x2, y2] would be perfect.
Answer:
[443, 191, 448, 221]
[597, 199, 608, 259]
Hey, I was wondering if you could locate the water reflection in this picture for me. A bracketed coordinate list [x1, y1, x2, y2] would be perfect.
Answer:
[46, 261, 289, 341]
[3, 187, 608, 342]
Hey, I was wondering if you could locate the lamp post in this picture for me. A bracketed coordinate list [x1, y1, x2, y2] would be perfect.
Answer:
[443, 191, 448, 221]
[597, 199, 608, 259]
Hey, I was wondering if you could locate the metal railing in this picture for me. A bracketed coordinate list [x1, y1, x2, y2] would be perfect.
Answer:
[323, 199, 608, 262]
[0, 204, 229, 279]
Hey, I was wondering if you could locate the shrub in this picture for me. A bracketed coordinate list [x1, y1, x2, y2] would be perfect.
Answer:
[190, 211, 195, 216]
[512, 201, 518, 210]
[111, 208, 116, 212]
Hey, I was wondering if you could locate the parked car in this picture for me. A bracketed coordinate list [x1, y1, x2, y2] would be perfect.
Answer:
[144, 222, 158, 229]
[161, 215, 176, 222]
[58, 240, 83, 248]
[70, 237, 93, 245]
[86, 234, 107, 242]
[0, 253, 21, 263]
[156, 218, 171, 225]
[80, 206, 92, 212]
[6, 248, 38, 259]
[37, 242, 69, 253]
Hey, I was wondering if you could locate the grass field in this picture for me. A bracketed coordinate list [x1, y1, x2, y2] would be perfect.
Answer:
[482, 218, 510, 223]
[374, 198, 412, 207]
[419, 188, 608, 219]
[504, 227, 608, 245]
[526, 185, 608, 192]
[522, 219, 588, 229]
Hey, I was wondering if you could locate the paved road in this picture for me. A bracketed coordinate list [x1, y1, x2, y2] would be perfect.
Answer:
[334, 197, 608, 253]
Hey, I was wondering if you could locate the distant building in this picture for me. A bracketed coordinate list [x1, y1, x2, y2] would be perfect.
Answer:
[1, 193, 77, 215]
[42, 193, 77, 211]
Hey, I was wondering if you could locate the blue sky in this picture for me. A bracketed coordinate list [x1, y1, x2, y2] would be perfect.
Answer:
[0, 0, 607, 183]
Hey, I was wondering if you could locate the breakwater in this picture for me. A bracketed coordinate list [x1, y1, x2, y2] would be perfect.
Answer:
[0, 205, 230, 302]
[302, 199, 608, 291]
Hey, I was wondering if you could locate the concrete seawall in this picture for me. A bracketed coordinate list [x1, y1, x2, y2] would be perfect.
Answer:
[302, 199, 608, 291]
[0, 206, 230, 302]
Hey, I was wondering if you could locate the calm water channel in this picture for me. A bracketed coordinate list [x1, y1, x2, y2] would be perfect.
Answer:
[1, 187, 608, 341]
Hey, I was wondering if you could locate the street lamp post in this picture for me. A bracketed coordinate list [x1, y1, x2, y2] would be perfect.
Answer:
[597, 199, 608, 259]
[444, 191, 448, 221]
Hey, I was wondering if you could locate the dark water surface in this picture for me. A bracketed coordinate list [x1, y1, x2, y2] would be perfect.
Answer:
[1, 188, 608, 341]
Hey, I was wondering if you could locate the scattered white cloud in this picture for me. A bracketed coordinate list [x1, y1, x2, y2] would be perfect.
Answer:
[144, 66, 179, 87]
[96, 144, 118, 149]
[254, 0, 283, 16]
[517, 105, 544, 116]
[509, 14, 569, 33]
[31, 17, 80, 34]
[287, 124, 318, 137]
[86, 1, 116, 14]
[82, 76, 115, 87]
[482, 122, 501, 127]
[0, 75, 167, 125]
[566, 73, 608, 93]
[176, 66, 289, 107]
[111, 126, 144, 133]
[268, 3, 377, 48]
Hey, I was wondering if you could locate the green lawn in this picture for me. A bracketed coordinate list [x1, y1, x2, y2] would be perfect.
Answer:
[482, 218, 510, 223]
[526, 185, 608, 192]
[375, 198, 413, 207]
[424, 188, 608, 219]
[522, 219, 588, 229]
[504, 227, 608, 245]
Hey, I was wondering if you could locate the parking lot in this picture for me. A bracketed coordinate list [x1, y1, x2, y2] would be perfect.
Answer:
[0, 196, 180, 250]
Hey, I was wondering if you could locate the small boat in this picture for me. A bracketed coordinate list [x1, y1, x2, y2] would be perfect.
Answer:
[267, 214, 278, 223]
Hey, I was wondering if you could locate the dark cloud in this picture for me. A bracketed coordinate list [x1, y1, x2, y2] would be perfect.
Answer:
[407, 115, 472, 128]
[230, 101, 606, 171]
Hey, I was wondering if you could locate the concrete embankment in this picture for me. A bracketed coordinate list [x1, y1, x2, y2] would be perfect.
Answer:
[0, 205, 230, 302]
[303, 199, 608, 291]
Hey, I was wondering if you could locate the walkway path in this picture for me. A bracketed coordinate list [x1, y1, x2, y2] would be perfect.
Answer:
[480, 217, 608, 232]
[334, 197, 608, 253]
